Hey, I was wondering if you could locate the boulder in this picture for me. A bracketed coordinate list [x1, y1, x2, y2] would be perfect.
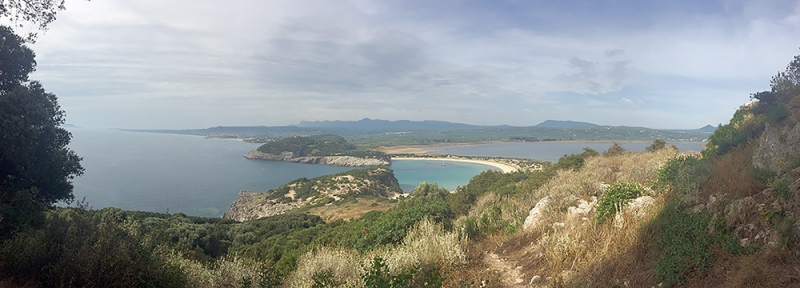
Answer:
[523, 197, 550, 231]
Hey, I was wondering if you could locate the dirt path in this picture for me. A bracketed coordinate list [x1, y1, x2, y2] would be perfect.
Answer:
[484, 252, 527, 287]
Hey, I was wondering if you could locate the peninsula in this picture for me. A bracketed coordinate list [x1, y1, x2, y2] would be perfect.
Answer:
[223, 167, 402, 221]
[243, 134, 391, 166]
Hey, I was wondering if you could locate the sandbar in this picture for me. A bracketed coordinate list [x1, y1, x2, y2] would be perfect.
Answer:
[392, 157, 517, 173]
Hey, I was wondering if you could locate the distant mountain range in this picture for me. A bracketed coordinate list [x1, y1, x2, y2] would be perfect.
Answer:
[132, 119, 715, 144]
[298, 118, 476, 131]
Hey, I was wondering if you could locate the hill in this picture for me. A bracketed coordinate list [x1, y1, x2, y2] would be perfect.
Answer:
[534, 119, 600, 128]
[223, 167, 402, 221]
[297, 118, 477, 132]
[135, 119, 713, 145]
[244, 134, 391, 166]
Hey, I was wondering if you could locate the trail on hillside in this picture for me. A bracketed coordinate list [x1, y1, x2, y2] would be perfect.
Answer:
[484, 252, 527, 287]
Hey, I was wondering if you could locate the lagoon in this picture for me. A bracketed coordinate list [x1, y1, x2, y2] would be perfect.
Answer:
[65, 129, 496, 217]
[428, 141, 706, 162]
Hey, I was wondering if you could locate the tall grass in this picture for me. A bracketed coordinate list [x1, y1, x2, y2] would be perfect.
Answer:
[288, 218, 466, 287]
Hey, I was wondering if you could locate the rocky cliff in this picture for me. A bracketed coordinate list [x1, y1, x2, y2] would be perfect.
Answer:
[243, 150, 391, 166]
[753, 95, 800, 175]
[223, 167, 402, 221]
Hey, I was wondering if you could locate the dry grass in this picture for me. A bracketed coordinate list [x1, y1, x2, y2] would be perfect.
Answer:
[306, 198, 393, 222]
[287, 218, 467, 287]
[164, 250, 274, 287]
[700, 142, 762, 206]
[452, 148, 682, 287]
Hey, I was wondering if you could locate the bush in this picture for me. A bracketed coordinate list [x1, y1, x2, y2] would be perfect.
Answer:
[645, 139, 667, 152]
[603, 142, 627, 156]
[654, 201, 714, 287]
[595, 182, 645, 224]
[361, 257, 444, 288]
[765, 104, 790, 124]
[554, 148, 599, 171]
[655, 155, 712, 203]
[0, 207, 187, 287]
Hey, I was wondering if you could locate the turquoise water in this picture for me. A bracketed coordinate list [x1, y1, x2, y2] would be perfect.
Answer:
[65, 129, 494, 217]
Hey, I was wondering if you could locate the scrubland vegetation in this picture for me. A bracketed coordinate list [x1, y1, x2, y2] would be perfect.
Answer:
[2, 20, 799, 286]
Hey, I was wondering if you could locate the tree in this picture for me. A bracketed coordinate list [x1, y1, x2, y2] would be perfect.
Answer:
[0, 25, 83, 235]
[645, 139, 667, 152]
[0, 0, 66, 41]
[770, 53, 800, 101]
[603, 142, 627, 157]
[0, 26, 37, 91]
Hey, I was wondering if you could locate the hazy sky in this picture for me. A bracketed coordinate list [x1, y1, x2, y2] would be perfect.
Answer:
[21, 0, 800, 129]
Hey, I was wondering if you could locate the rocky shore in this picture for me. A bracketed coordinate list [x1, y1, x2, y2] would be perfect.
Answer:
[243, 150, 391, 166]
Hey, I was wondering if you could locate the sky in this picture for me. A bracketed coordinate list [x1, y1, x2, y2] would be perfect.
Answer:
[15, 0, 800, 129]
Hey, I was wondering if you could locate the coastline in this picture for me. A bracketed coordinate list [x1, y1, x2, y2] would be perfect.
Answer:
[392, 156, 517, 173]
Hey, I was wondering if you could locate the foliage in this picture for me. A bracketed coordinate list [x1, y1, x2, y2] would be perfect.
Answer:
[554, 147, 599, 171]
[314, 200, 453, 252]
[0, 1, 66, 41]
[769, 54, 800, 101]
[0, 205, 188, 287]
[0, 28, 83, 235]
[702, 106, 763, 158]
[594, 182, 645, 224]
[361, 256, 444, 288]
[263, 168, 402, 203]
[655, 155, 712, 203]
[654, 201, 714, 287]
[603, 142, 627, 156]
[652, 200, 757, 287]
[256, 134, 391, 160]
[645, 139, 667, 152]
[0, 26, 36, 90]
[764, 104, 790, 124]
[447, 170, 531, 215]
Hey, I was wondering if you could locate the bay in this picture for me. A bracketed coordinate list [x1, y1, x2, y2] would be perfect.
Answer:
[428, 141, 706, 162]
[65, 129, 495, 217]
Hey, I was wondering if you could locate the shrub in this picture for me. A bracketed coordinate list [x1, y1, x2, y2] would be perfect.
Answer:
[655, 155, 712, 203]
[645, 139, 667, 152]
[595, 182, 645, 224]
[361, 257, 444, 288]
[654, 201, 714, 287]
[603, 142, 627, 156]
[765, 104, 790, 124]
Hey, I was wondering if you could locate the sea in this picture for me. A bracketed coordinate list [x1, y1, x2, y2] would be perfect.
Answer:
[64, 129, 498, 217]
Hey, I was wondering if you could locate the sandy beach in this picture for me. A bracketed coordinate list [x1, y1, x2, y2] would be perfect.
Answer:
[392, 157, 517, 173]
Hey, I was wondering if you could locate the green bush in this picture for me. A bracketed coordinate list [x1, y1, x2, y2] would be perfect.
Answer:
[655, 155, 712, 203]
[645, 139, 667, 152]
[765, 104, 790, 124]
[554, 147, 599, 171]
[0, 207, 187, 287]
[595, 182, 645, 224]
[603, 142, 627, 156]
[653, 200, 758, 287]
[654, 201, 714, 287]
[361, 257, 444, 288]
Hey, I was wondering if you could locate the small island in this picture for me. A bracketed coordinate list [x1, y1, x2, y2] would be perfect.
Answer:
[243, 134, 391, 166]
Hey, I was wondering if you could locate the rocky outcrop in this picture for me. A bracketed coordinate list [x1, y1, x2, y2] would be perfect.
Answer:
[223, 190, 297, 221]
[223, 167, 402, 222]
[244, 150, 391, 166]
[753, 95, 800, 175]
[523, 197, 550, 231]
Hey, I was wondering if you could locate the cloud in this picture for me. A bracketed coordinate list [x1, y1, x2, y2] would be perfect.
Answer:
[620, 97, 634, 104]
[605, 49, 625, 57]
[553, 57, 629, 95]
[22, 0, 800, 129]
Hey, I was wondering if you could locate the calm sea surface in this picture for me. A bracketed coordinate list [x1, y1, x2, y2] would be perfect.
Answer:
[428, 141, 706, 162]
[65, 129, 495, 217]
